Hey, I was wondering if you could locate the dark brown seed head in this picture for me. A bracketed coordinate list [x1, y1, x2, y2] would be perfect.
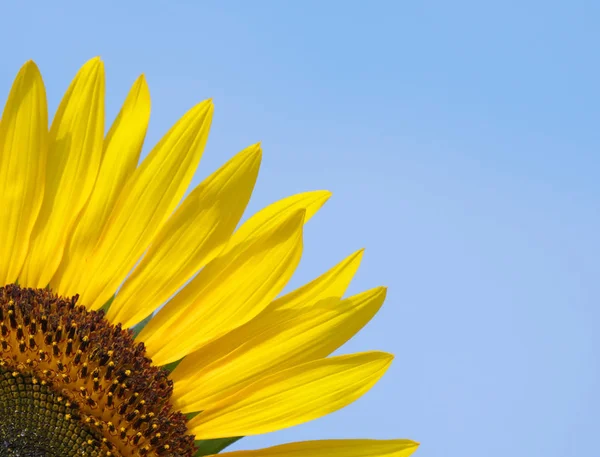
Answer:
[0, 284, 196, 457]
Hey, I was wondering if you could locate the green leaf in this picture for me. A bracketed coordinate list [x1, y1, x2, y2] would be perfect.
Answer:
[162, 357, 183, 373]
[186, 411, 200, 421]
[194, 437, 243, 456]
[99, 294, 115, 314]
[131, 313, 153, 338]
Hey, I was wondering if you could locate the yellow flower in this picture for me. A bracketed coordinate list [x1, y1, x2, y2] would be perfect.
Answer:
[0, 58, 418, 457]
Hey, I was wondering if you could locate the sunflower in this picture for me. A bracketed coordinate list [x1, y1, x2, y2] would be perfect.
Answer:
[0, 58, 418, 457]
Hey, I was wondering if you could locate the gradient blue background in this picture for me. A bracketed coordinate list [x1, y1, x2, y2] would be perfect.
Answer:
[1, 2, 598, 456]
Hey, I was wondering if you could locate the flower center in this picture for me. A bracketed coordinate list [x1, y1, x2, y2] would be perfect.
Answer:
[0, 366, 106, 456]
[0, 284, 195, 457]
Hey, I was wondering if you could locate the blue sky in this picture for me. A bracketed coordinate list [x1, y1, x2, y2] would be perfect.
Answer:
[1, 2, 598, 456]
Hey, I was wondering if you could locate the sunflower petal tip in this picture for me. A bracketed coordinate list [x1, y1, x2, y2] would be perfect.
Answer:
[19, 60, 42, 78]
[373, 351, 395, 363]
[312, 189, 332, 207]
[237, 143, 263, 163]
[23, 60, 38, 69]
[344, 248, 365, 269]
[192, 98, 214, 114]
[84, 57, 105, 73]
[84, 56, 103, 68]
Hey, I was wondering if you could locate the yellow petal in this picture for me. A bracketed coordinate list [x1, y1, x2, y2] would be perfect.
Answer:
[217, 439, 419, 457]
[171, 287, 386, 412]
[77, 99, 213, 309]
[19, 57, 105, 288]
[108, 143, 261, 327]
[138, 209, 305, 365]
[0, 61, 48, 285]
[189, 351, 393, 438]
[270, 249, 364, 310]
[228, 190, 331, 247]
[52, 74, 151, 296]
